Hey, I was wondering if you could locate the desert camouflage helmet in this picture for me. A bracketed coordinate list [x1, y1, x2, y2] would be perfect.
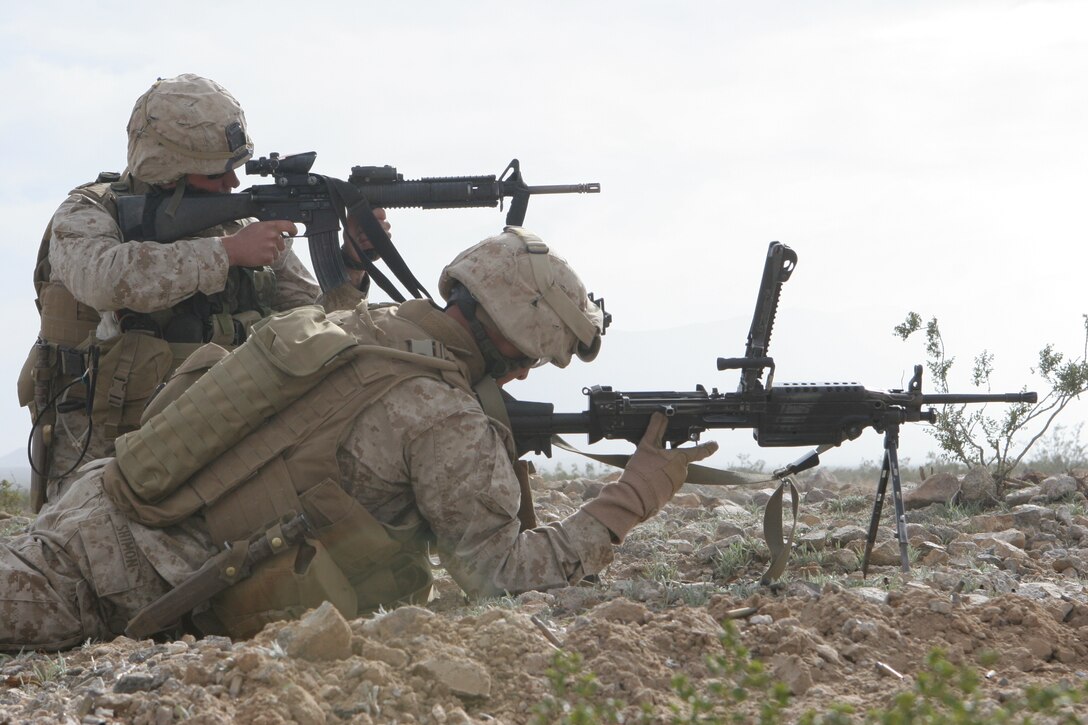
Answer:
[438, 227, 606, 369]
[126, 74, 254, 185]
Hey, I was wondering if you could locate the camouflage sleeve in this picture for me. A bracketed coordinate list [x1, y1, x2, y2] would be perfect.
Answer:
[49, 193, 231, 312]
[339, 377, 615, 599]
[268, 239, 320, 310]
[405, 400, 615, 599]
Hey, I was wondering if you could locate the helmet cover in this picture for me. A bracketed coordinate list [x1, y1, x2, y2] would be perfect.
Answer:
[439, 227, 603, 368]
[127, 73, 253, 185]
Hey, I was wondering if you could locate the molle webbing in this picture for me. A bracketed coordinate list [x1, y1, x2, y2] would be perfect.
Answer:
[29, 184, 111, 358]
[107, 305, 468, 529]
[37, 283, 100, 347]
[114, 306, 358, 504]
[200, 359, 410, 543]
[103, 362, 377, 528]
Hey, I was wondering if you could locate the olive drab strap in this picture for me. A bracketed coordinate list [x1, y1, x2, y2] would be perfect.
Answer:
[759, 477, 800, 585]
[100, 333, 139, 441]
[548, 434, 772, 487]
[474, 376, 537, 530]
[545, 433, 803, 583]
[473, 377, 515, 454]
[512, 460, 538, 531]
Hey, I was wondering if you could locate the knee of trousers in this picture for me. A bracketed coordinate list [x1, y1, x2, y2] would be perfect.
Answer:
[0, 547, 88, 652]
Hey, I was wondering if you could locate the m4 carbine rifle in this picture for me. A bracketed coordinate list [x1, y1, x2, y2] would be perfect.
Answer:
[506, 242, 1038, 576]
[116, 152, 600, 301]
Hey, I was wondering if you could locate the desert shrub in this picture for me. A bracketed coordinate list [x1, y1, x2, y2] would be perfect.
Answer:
[711, 539, 760, 581]
[894, 312, 1088, 491]
[0, 479, 27, 515]
[1025, 422, 1088, 474]
[532, 650, 622, 724]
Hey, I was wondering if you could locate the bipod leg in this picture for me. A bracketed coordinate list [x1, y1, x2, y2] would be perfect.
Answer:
[861, 444, 892, 578]
[860, 425, 910, 575]
[884, 427, 911, 574]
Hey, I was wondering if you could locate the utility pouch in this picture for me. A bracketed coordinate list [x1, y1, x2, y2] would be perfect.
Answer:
[299, 478, 433, 611]
[17, 349, 37, 409]
[211, 539, 357, 640]
[91, 331, 173, 441]
[352, 551, 434, 613]
[115, 306, 358, 504]
[38, 282, 100, 348]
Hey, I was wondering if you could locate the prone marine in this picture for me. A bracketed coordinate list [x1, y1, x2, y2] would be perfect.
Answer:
[0, 228, 716, 650]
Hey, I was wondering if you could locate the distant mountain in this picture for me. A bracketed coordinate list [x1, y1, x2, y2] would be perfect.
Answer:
[0, 447, 31, 490]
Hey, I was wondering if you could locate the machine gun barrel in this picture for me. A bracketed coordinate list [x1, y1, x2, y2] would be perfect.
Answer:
[921, 392, 1038, 405]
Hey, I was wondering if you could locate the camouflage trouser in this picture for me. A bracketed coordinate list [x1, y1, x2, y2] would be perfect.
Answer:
[44, 406, 118, 506]
[0, 463, 210, 652]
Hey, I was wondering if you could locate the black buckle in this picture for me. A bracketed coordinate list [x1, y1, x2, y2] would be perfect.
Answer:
[58, 347, 87, 377]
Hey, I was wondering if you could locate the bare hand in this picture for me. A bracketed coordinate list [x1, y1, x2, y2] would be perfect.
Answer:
[222, 220, 298, 267]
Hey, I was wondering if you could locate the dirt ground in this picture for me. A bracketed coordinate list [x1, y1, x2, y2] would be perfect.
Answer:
[2, 466, 1087, 724]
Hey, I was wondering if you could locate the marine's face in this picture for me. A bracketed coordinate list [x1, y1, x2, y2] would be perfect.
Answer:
[186, 169, 240, 194]
[489, 331, 534, 387]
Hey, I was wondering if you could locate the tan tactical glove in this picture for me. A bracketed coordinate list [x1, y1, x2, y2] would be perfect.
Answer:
[583, 411, 718, 543]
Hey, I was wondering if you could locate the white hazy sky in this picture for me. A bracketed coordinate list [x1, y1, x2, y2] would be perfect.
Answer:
[1, 0, 1085, 475]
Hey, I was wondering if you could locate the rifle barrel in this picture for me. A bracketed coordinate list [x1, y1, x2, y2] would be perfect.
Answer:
[524, 184, 601, 194]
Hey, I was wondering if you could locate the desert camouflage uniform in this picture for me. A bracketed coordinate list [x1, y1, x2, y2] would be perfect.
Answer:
[0, 300, 615, 651]
[0, 460, 212, 650]
[41, 190, 320, 501]
[50, 193, 318, 319]
[334, 301, 615, 599]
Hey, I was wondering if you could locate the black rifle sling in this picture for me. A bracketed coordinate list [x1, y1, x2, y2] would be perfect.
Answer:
[326, 177, 432, 301]
[324, 177, 403, 301]
[142, 192, 165, 239]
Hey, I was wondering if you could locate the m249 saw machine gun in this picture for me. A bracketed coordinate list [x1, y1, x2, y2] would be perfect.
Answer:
[506, 242, 1038, 578]
[116, 151, 600, 301]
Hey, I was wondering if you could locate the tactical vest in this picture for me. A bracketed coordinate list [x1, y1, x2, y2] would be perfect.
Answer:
[18, 172, 277, 442]
[104, 301, 484, 638]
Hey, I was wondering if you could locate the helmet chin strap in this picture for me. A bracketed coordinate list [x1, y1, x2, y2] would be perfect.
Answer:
[164, 176, 189, 217]
[447, 284, 530, 379]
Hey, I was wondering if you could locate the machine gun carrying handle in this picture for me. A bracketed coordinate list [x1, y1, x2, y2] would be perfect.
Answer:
[717, 356, 774, 371]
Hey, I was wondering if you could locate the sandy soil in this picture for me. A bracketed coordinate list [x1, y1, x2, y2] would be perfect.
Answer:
[1, 467, 1087, 723]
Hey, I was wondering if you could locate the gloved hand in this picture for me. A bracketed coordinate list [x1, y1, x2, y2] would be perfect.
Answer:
[583, 411, 718, 542]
